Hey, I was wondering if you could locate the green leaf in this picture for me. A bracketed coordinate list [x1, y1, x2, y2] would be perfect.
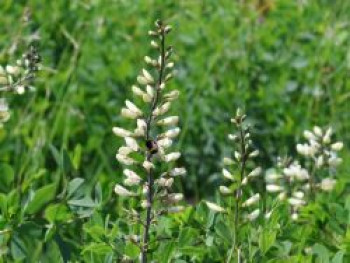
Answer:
[26, 183, 57, 214]
[68, 197, 97, 208]
[82, 243, 113, 255]
[0, 163, 14, 193]
[259, 229, 277, 254]
[331, 251, 344, 263]
[157, 241, 175, 263]
[312, 243, 330, 263]
[44, 204, 71, 223]
[178, 227, 198, 247]
[67, 178, 85, 198]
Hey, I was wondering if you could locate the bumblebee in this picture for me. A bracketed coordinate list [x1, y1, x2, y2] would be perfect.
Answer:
[146, 140, 158, 154]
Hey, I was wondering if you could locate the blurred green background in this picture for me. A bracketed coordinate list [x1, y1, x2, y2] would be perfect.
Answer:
[0, 0, 349, 202]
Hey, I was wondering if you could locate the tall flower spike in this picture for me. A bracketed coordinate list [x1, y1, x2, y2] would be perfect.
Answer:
[205, 109, 262, 262]
[112, 20, 185, 263]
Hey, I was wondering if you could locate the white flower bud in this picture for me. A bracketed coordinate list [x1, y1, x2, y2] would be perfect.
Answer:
[170, 167, 186, 177]
[164, 90, 179, 101]
[320, 178, 336, 191]
[163, 127, 180, 139]
[328, 156, 342, 167]
[144, 56, 153, 64]
[219, 185, 233, 195]
[265, 211, 272, 219]
[132, 85, 145, 97]
[157, 116, 179, 126]
[277, 192, 287, 201]
[124, 137, 139, 151]
[234, 151, 241, 161]
[247, 209, 260, 221]
[125, 100, 142, 115]
[121, 108, 139, 119]
[222, 168, 235, 181]
[118, 146, 133, 155]
[241, 176, 249, 185]
[141, 200, 151, 208]
[265, 172, 281, 182]
[142, 160, 154, 172]
[114, 184, 136, 197]
[266, 184, 284, 193]
[142, 69, 154, 83]
[153, 102, 171, 116]
[249, 150, 259, 158]
[157, 138, 173, 148]
[205, 201, 225, 213]
[248, 167, 262, 178]
[288, 198, 306, 207]
[6, 65, 20, 75]
[228, 134, 238, 141]
[331, 142, 343, 151]
[316, 155, 324, 168]
[223, 157, 234, 165]
[322, 127, 332, 143]
[313, 126, 323, 137]
[293, 191, 304, 199]
[291, 213, 298, 221]
[164, 152, 181, 162]
[113, 127, 133, 137]
[242, 193, 260, 207]
[116, 154, 135, 165]
[303, 130, 316, 141]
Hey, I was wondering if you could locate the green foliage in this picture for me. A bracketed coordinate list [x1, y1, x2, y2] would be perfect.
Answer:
[0, 0, 349, 262]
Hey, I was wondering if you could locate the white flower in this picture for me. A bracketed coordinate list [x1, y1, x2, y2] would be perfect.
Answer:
[142, 69, 154, 83]
[316, 156, 324, 168]
[303, 130, 316, 141]
[157, 138, 173, 148]
[141, 200, 151, 208]
[247, 209, 260, 221]
[219, 186, 233, 195]
[146, 85, 155, 98]
[288, 198, 306, 207]
[163, 127, 180, 138]
[170, 167, 186, 177]
[242, 193, 260, 207]
[113, 127, 133, 137]
[15, 85, 26, 94]
[121, 108, 139, 119]
[157, 116, 179, 126]
[116, 154, 135, 165]
[265, 211, 272, 219]
[234, 151, 241, 161]
[223, 157, 234, 165]
[313, 126, 323, 137]
[164, 152, 181, 162]
[114, 184, 136, 197]
[331, 142, 343, 151]
[205, 201, 225, 213]
[293, 191, 304, 199]
[164, 90, 179, 101]
[249, 150, 259, 158]
[322, 127, 332, 144]
[125, 100, 143, 116]
[291, 213, 298, 221]
[222, 168, 235, 181]
[153, 102, 171, 116]
[118, 146, 133, 155]
[123, 169, 142, 186]
[248, 167, 262, 178]
[124, 137, 139, 151]
[241, 176, 248, 185]
[6, 65, 20, 75]
[283, 162, 309, 180]
[228, 134, 237, 141]
[277, 192, 287, 201]
[296, 143, 317, 156]
[328, 156, 342, 167]
[265, 171, 282, 182]
[134, 119, 147, 136]
[266, 184, 284, 193]
[320, 178, 336, 191]
[142, 160, 154, 172]
[132, 85, 146, 97]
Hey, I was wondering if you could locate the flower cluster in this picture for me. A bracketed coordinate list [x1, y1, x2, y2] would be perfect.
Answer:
[0, 45, 40, 126]
[266, 158, 309, 220]
[266, 126, 343, 220]
[112, 20, 185, 262]
[206, 109, 262, 222]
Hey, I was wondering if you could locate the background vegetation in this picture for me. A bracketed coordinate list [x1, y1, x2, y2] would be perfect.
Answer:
[0, 0, 349, 262]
